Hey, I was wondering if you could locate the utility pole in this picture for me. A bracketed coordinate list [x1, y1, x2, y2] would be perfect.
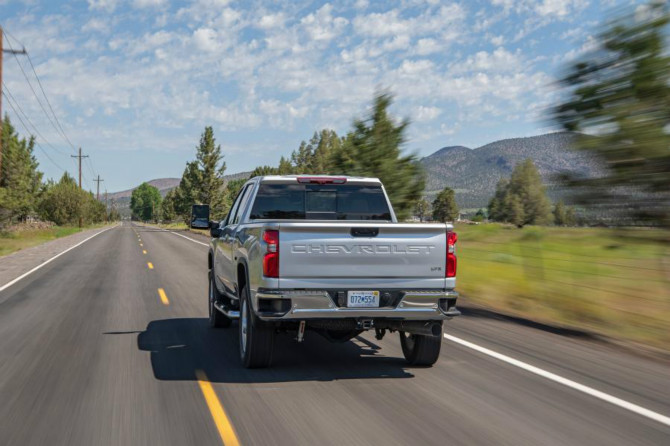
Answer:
[0, 26, 27, 176]
[71, 147, 88, 228]
[93, 174, 103, 200]
[104, 189, 108, 223]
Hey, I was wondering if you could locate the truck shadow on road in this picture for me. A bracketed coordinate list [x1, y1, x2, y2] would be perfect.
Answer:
[135, 318, 415, 383]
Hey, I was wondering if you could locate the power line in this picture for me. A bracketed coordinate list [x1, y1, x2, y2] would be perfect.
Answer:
[2, 81, 69, 155]
[4, 27, 78, 152]
[25, 50, 78, 151]
[2, 31, 70, 153]
[2, 89, 68, 173]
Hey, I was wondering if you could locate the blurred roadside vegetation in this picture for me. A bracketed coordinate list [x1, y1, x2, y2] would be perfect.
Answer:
[553, 1, 670, 228]
[456, 223, 670, 350]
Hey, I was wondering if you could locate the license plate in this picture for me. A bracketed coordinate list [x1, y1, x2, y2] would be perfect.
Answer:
[347, 290, 380, 308]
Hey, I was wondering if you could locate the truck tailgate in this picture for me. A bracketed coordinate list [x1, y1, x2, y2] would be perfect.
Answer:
[278, 222, 448, 289]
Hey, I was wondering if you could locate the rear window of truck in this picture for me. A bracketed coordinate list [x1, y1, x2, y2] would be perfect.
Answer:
[250, 184, 392, 220]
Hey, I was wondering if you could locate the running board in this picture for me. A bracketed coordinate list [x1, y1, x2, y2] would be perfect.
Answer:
[214, 302, 240, 319]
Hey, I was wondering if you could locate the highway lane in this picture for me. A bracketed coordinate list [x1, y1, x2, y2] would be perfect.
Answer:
[1, 221, 668, 445]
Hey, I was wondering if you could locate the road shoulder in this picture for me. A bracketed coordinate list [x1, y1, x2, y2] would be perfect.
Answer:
[0, 225, 116, 290]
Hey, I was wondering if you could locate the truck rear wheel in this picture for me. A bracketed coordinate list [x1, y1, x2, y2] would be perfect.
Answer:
[209, 271, 232, 328]
[239, 286, 274, 368]
[399, 331, 442, 366]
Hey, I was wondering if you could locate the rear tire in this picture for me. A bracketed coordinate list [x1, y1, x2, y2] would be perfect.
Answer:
[209, 271, 232, 328]
[399, 330, 442, 366]
[239, 285, 274, 368]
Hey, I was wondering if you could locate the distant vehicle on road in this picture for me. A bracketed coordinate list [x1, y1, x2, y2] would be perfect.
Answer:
[205, 175, 459, 368]
[190, 204, 210, 229]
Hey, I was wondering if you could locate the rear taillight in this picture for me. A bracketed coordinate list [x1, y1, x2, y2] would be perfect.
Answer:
[263, 230, 279, 278]
[446, 231, 457, 278]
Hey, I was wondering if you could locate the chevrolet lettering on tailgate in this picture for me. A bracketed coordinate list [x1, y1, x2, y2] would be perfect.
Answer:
[290, 244, 436, 255]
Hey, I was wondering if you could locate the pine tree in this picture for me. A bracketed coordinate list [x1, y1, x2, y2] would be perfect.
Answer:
[487, 160, 551, 226]
[488, 179, 509, 222]
[432, 187, 459, 223]
[508, 159, 552, 225]
[277, 156, 294, 174]
[161, 189, 177, 222]
[0, 116, 42, 224]
[249, 165, 278, 177]
[414, 198, 431, 222]
[196, 127, 228, 220]
[330, 93, 424, 220]
[553, 200, 567, 226]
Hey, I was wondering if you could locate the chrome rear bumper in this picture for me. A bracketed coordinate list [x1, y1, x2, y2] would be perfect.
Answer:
[252, 289, 459, 321]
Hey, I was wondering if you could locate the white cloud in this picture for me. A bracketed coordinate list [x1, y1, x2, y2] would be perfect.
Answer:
[415, 38, 441, 55]
[458, 47, 523, 73]
[132, 0, 166, 8]
[300, 4, 348, 42]
[192, 28, 219, 52]
[490, 35, 505, 46]
[82, 18, 109, 33]
[87, 0, 119, 12]
[257, 13, 286, 29]
[413, 106, 442, 122]
[536, 0, 586, 18]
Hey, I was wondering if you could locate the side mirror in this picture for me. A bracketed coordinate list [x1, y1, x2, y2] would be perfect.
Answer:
[210, 221, 222, 238]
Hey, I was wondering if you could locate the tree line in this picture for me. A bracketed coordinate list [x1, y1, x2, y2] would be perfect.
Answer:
[0, 118, 117, 228]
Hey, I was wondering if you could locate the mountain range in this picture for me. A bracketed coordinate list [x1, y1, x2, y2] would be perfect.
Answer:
[110, 132, 598, 214]
[421, 132, 599, 210]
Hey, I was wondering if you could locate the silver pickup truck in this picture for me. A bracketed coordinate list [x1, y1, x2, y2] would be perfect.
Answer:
[204, 175, 459, 368]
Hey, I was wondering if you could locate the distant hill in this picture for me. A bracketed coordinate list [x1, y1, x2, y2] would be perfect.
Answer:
[421, 132, 599, 210]
[108, 178, 181, 201]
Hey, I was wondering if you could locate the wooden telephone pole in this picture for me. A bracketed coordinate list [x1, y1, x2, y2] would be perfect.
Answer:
[0, 27, 27, 176]
[93, 175, 103, 200]
[71, 147, 88, 227]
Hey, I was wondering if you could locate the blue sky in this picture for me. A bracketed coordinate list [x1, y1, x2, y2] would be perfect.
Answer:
[0, 0, 638, 192]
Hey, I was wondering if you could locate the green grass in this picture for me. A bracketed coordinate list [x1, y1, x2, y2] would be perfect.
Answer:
[455, 223, 670, 350]
[0, 226, 83, 257]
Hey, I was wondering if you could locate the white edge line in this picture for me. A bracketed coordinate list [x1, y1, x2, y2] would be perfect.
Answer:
[443, 333, 670, 427]
[169, 230, 208, 247]
[0, 225, 118, 293]
[136, 223, 208, 247]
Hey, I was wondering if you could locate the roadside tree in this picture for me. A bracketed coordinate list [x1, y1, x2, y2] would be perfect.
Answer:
[330, 93, 424, 220]
[130, 182, 162, 221]
[432, 187, 459, 223]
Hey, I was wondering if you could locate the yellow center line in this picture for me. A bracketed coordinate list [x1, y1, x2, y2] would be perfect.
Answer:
[158, 288, 169, 305]
[143, 250, 147, 254]
[147, 262, 154, 269]
[195, 370, 240, 446]
[140, 243, 143, 247]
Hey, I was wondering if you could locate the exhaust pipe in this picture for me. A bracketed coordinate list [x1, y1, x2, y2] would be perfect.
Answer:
[376, 320, 443, 337]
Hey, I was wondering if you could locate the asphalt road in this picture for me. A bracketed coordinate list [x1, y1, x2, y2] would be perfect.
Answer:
[1, 222, 669, 445]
